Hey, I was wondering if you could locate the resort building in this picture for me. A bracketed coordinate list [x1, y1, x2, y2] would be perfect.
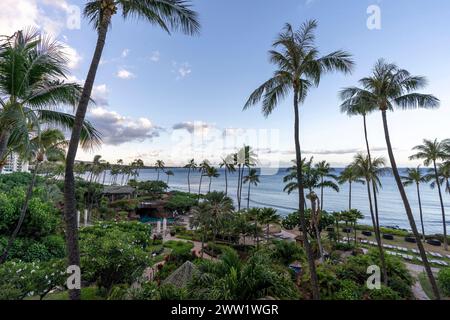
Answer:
[0, 153, 29, 174]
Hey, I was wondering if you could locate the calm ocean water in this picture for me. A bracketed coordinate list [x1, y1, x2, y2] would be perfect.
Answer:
[106, 167, 450, 235]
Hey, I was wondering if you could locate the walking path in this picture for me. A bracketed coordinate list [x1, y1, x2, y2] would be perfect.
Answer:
[404, 263, 440, 300]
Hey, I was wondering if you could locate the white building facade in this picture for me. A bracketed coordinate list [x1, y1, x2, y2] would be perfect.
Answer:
[0, 153, 29, 174]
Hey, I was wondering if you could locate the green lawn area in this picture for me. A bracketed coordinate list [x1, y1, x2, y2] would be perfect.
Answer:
[26, 286, 104, 300]
[418, 272, 448, 300]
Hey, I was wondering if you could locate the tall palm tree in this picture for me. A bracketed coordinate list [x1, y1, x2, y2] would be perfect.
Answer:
[401, 166, 427, 240]
[341, 60, 441, 299]
[351, 153, 389, 284]
[154, 160, 165, 181]
[197, 160, 210, 201]
[0, 128, 67, 263]
[243, 20, 353, 300]
[338, 165, 364, 210]
[165, 169, 174, 185]
[243, 168, 260, 209]
[235, 146, 257, 210]
[62, 2, 199, 299]
[315, 160, 339, 211]
[410, 139, 450, 250]
[219, 155, 236, 196]
[0, 29, 100, 169]
[184, 158, 197, 193]
[306, 191, 324, 260]
[205, 166, 220, 193]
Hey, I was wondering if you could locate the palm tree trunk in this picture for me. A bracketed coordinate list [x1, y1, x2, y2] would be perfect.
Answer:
[362, 114, 388, 285]
[0, 162, 39, 264]
[320, 177, 324, 211]
[0, 131, 11, 171]
[224, 169, 228, 196]
[381, 109, 440, 299]
[239, 166, 245, 209]
[63, 12, 112, 300]
[208, 177, 212, 193]
[416, 183, 426, 241]
[198, 174, 203, 202]
[349, 181, 352, 210]
[157, 169, 160, 181]
[365, 178, 388, 285]
[187, 168, 191, 193]
[247, 183, 251, 209]
[237, 165, 241, 210]
[293, 87, 320, 300]
[433, 160, 448, 251]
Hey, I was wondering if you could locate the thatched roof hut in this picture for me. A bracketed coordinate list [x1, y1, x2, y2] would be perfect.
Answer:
[162, 261, 198, 288]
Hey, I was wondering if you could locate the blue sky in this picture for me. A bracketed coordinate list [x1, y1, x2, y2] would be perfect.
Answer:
[2, 0, 450, 167]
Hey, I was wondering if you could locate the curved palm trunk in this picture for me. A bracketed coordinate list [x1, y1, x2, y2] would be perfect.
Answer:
[362, 114, 388, 285]
[381, 109, 440, 299]
[0, 162, 39, 264]
[311, 198, 324, 261]
[433, 160, 448, 251]
[64, 13, 111, 300]
[237, 165, 242, 210]
[416, 183, 426, 241]
[208, 177, 212, 193]
[293, 88, 320, 300]
[187, 168, 191, 193]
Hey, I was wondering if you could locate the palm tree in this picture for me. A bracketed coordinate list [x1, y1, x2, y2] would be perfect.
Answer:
[410, 139, 450, 250]
[247, 208, 263, 249]
[243, 20, 354, 300]
[348, 209, 364, 246]
[243, 168, 260, 209]
[315, 161, 339, 211]
[155, 160, 165, 181]
[432, 162, 450, 195]
[165, 170, 174, 185]
[306, 191, 324, 260]
[259, 208, 280, 242]
[0, 29, 100, 169]
[197, 160, 210, 201]
[338, 165, 364, 210]
[184, 159, 197, 193]
[62, 2, 200, 299]
[234, 146, 257, 210]
[351, 153, 389, 284]
[205, 166, 220, 193]
[0, 129, 67, 263]
[341, 60, 441, 299]
[219, 155, 236, 196]
[401, 166, 427, 240]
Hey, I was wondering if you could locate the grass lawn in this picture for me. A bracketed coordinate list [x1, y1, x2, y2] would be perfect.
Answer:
[26, 286, 104, 300]
[418, 272, 448, 300]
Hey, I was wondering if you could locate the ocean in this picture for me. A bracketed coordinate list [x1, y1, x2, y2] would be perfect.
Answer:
[105, 167, 450, 235]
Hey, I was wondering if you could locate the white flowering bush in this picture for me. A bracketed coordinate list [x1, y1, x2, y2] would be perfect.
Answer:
[0, 259, 65, 300]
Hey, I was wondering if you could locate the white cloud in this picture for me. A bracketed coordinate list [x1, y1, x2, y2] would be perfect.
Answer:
[116, 68, 136, 80]
[62, 45, 82, 69]
[121, 48, 130, 58]
[88, 107, 161, 145]
[149, 51, 160, 62]
[172, 62, 192, 80]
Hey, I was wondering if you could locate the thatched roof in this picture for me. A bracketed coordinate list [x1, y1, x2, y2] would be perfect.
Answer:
[162, 261, 198, 288]
[102, 186, 135, 195]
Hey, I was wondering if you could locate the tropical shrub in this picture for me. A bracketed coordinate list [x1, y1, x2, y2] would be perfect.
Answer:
[80, 222, 152, 291]
[437, 267, 450, 296]
[0, 259, 66, 300]
[165, 192, 197, 213]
